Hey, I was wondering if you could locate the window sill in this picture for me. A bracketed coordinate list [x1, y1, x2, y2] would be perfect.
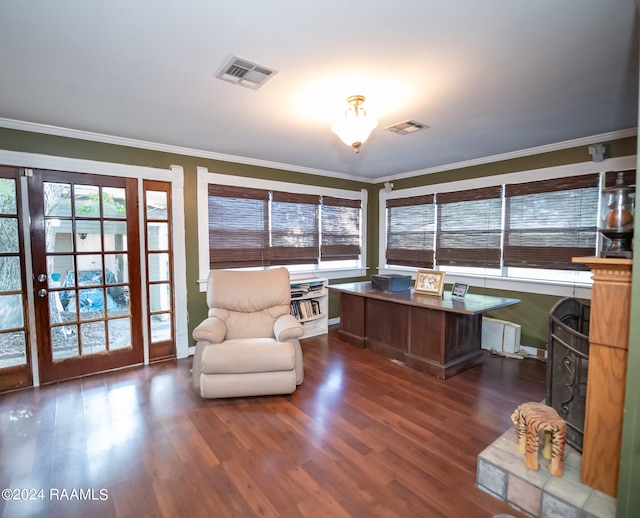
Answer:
[197, 267, 368, 292]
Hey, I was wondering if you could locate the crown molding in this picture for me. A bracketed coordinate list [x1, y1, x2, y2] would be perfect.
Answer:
[0, 117, 635, 185]
[374, 127, 638, 184]
[0, 117, 369, 183]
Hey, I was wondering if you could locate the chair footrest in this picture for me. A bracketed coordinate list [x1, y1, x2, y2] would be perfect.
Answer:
[199, 338, 295, 374]
[199, 371, 296, 398]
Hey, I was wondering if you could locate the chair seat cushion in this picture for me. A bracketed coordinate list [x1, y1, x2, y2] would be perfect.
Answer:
[199, 338, 295, 375]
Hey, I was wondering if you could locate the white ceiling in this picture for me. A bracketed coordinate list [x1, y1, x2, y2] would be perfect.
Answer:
[0, 0, 637, 182]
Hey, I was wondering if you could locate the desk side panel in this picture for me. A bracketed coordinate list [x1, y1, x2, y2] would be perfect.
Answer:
[338, 293, 365, 348]
[365, 298, 409, 360]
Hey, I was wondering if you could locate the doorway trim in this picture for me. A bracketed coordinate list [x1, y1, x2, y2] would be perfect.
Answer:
[0, 150, 188, 386]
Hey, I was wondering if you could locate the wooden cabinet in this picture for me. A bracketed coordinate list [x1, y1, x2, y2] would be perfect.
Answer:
[572, 257, 633, 497]
[290, 278, 328, 338]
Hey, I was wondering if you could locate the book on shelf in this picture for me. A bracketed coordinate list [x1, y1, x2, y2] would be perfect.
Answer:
[290, 280, 325, 298]
[290, 298, 322, 320]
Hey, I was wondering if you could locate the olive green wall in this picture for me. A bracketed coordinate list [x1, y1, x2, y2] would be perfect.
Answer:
[618, 168, 640, 518]
[617, 5, 639, 511]
[389, 136, 637, 189]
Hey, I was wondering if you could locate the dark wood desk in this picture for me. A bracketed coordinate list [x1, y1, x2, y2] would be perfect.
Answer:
[330, 282, 520, 379]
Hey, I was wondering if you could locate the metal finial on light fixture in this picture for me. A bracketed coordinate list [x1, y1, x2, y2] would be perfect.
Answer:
[331, 95, 378, 154]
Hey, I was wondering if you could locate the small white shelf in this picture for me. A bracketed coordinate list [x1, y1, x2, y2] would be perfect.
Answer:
[290, 278, 328, 338]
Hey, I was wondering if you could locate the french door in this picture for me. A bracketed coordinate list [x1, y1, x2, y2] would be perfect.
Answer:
[29, 169, 143, 384]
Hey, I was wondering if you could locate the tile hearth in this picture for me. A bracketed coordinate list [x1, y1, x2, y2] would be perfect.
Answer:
[477, 427, 616, 518]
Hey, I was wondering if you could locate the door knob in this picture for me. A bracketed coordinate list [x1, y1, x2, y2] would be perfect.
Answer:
[37, 273, 47, 283]
[38, 288, 48, 298]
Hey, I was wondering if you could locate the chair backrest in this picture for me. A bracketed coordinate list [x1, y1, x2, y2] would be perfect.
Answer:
[206, 267, 291, 340]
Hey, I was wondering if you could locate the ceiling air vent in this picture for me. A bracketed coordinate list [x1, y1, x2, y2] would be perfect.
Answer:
[385, 120, 429, 135]
[215, 56, 278, 90]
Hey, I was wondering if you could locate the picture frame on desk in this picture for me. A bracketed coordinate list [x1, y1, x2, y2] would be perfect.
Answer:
[414, 269, 445, 296]
[451, 282, 469, 299]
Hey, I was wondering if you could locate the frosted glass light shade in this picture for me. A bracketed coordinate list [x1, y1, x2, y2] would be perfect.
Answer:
[331, 95, 378, 153]
[332, 116, 378, 147]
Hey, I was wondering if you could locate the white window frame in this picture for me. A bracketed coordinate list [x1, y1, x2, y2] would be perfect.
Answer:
[378, 155, 636, 299]
[196, 166, 367, 291]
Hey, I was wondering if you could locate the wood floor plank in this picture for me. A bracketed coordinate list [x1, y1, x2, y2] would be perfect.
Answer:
[0, 327, 544, 517]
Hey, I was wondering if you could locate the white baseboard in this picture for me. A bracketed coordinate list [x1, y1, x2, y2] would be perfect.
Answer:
[520, 345, 547, 359]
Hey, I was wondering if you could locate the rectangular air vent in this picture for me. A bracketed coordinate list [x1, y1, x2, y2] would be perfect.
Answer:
[385, 120, 429, 135]
[216, 56, 278, 90]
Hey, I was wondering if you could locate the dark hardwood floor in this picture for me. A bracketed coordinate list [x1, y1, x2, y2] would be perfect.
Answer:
[0, 327, 546, 518]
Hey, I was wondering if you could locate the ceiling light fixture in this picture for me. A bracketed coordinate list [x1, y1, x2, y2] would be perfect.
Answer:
[331, 95, 378, 154]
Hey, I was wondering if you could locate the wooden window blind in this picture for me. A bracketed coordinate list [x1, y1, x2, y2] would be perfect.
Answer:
[604, 169, 636, 187]
[207, 185, 270, 269]
[386, 195, 435, 268]
[321, 196, 362, 261]
[271, 191, 320, 264]
[436, 186, 503, 268]
[504, 174, 599, 270]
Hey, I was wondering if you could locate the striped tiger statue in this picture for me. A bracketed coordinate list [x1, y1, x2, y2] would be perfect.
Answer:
[510, 402, 567, 477]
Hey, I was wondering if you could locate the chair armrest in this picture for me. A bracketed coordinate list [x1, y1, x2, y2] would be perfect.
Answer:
[274, 314, 304, 342]
[193, 317, 227, 344]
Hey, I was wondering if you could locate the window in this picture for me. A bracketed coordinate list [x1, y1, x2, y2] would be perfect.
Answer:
[504, 175, 599, 270]
[382, 162, 635, 287]
[386, 195, 435, 268]
[321, 196, 361, 261]
[207, 185, 270, 268]
[436, 186, 502, 269]
[203, 175, 364, 273]
[271, 192, 320, 265]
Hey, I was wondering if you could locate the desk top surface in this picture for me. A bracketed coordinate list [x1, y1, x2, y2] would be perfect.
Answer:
[329, 281, 520, 315]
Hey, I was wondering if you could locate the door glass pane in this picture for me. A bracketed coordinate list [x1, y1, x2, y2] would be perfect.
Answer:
[46, 218, 73, 253]
[0, 331, 26, 367]
[48, 292, 67, 324]
[109, 318, 131, 350]
[0, 294, 24, 330]
[149, 283, 171, 312]
[76, 220, 102, 252]
[46, 256, 72, 289]
[0, 219, 19, 253]
[104, 221, 128, 251]
[151, 314, 172, 343]
[107, 289, 129, 316]
[148, 253, 169, 282]
[51, 325, 78, 359]
[147, 222, 169, 251]
[146, 191, 168, 220]
[74, 185, 100, 217]
[0, 257, 21, 291]
[0, 179, 17, 214]
[103, 187, 127, 219]
[106, 254, 128, 283]
[77, 288, 106, 319]
[44, 183, 71, 217]
[76, 256, 103, 278]
[81, 321, 106, 354]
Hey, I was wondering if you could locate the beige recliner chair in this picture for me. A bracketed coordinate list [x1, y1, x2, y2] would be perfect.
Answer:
[192, 267, 304, 398]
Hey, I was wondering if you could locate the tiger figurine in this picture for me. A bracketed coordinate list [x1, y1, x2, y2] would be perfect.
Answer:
[510, 402, 567, 477]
